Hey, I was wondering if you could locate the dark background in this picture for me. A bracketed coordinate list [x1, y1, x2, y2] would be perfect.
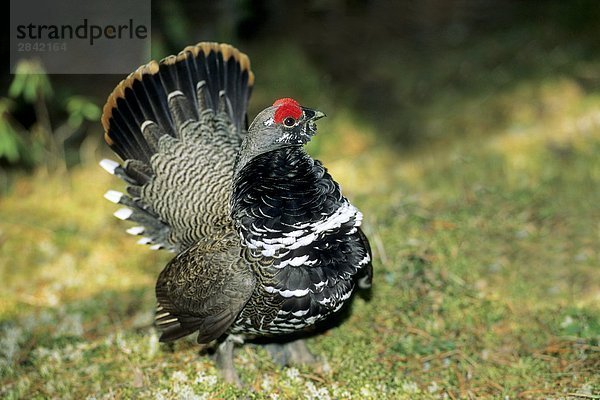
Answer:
[2, 0, 600, 169]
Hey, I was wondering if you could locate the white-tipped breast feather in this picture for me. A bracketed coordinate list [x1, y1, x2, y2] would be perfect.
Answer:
[126, 226, 145, 235]
[113, 208, 133, 220]
[137, 237, 152, 245]
[99, 159, 119, 174]
[103, 190, 123, 204]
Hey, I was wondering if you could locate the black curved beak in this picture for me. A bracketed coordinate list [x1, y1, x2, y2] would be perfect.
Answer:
[300, 108, 325, 140]
[302, 107, 326, 121]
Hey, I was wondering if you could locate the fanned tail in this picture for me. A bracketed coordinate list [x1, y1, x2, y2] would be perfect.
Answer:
[100, 42, 254, 251]
[102, 42, 254, 161]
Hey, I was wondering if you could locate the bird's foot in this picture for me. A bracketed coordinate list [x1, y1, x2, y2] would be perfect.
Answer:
[265, 338, 317, 367]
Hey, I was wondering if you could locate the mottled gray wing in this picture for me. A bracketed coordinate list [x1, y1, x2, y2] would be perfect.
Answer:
[100, 43, 254, 252]
[154, 233, 256, 343]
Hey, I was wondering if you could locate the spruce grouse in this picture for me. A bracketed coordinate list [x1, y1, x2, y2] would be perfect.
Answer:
[100, 42, 373, 383]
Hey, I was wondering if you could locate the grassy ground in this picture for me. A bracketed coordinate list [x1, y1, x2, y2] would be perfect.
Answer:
[1, 45, 600, 399]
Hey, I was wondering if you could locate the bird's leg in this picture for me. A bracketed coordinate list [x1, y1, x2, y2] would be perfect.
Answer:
[265, 338, 317, 367]
[214, 335, 243, 387]
[286, 338, 317, 365]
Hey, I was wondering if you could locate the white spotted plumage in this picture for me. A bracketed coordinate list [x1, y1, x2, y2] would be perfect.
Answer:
[242, 200, 361, 258]
[100, 43, 372, 347]
[264, 286, 310, 298]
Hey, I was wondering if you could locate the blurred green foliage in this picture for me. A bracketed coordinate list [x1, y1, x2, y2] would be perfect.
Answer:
[8, 61, 53, 102]
[65, 96, 101, 130]
[1, 60, 101, 173]
[0, 99, 27, 163]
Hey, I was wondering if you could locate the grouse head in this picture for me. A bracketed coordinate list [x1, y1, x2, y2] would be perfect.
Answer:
[237, 98, 325, 167]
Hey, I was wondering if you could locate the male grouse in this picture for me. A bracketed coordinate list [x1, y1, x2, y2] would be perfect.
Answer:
[100, 42, 372, 384]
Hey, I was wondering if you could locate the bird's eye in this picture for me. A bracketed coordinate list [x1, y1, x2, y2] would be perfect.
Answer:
[283, 117, 296, 127]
